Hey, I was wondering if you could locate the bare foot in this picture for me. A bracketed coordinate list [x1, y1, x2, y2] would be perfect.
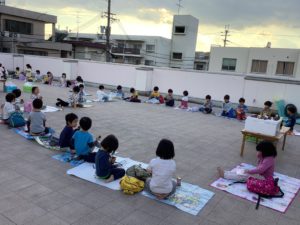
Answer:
[217, 167, 225, 178]
[105, 175, 114, 183]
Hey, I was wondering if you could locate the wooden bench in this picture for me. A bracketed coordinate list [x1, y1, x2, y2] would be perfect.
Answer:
[240, 126, 290, 157]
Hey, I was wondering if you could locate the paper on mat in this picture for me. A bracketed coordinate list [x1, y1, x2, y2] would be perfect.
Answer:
[211, 163, 300, 213]
[67, 157, 148, 190]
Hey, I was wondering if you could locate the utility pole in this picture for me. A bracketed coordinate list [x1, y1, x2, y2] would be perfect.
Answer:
[221, 25, 230, 47]
[102, 0, 117, 62]
[176, 0, 183, 15]
[76, 12, 80, 41]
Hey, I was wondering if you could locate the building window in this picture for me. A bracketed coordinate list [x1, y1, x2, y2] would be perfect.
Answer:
[133, 44, 142, 49]
[5, 20, 33, 35]
[145, 60, 154, 66]
[222, 58, 237, 71]
[251, 60, 268, 74]
[146, 44, 155, 53]
[18, 49, 48, 56]
[276, 61, 295, 76]
[196, 64, 205, 70]
[172, 52, 183, 60]
[174, 26, 186, 34]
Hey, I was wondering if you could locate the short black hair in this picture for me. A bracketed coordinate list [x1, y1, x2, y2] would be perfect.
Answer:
[153, 86, 159, 91]
[183, 90, 188, 96]
[12, 89, 21, 98]
[16, 67, 20, 70]
[224, 95, 230, 100]
[156, 139, 175, 160]
[130, 88, 135, 93]
[32, 86, 39, 94]
[36, 70, 40, 73]
[6, 93, 15, 102]
[206, 95, 211, 100]
[32, 99, 43, 109]
[99, 85, 104, 90]
[256, 141, 277, 158]
[239, 98, 245, 103]
[65, 113, 78, 125]
[62, 73, 66, 77]
[287, 105, 297, 114]
[79, 84, 84, 88]
[73, 86, 80, 93]
[168, 89, 173, 93]
[79, 117, 92, 131]
[76, 76, 83, 82]
[264, 101, 273, 107]
[117, 85, 122, 90]
[101, 134, 119, 153]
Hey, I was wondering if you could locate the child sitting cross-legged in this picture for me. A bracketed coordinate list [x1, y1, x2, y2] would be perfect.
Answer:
[12, 89, 24, 111]
[218, 141, 277, 181]
[56, 86, 82, 108]
[145, 139, 177, 200]
[27, 99, 53, 135]
[179, 90, 189, 109]
[97, 85, 109, 102]
[1, 93, 16, 123]
[165, 89, 175, 107]
[199, 95, 213, 114]
[221, 94, 234, 117]
[147, 86, 161, 104]
[71, 117, 100, 163]
[236, 97, 248, 120]
[31, 86, 43, 101]
[115, 85, 125, 99]
[284, 105, 297, 134]
[124, 88, 141, 103]
[95, 135, 125, 183]
[259, 101, 273, 119]
[59, 113, 79, 149]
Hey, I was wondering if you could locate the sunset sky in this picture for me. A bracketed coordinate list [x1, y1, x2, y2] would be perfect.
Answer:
[6, 0, 300, 52]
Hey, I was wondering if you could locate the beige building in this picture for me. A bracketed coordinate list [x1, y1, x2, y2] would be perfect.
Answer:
[0, 5, 72, 57]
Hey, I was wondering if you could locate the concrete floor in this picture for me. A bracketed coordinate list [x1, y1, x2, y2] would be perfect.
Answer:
[0, 80, 299, 225]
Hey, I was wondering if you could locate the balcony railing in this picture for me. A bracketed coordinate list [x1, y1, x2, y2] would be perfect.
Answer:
[111, 47, 140, 55]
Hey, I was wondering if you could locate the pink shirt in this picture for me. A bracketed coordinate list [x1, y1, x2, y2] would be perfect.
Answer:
[248, 156, 275, 179]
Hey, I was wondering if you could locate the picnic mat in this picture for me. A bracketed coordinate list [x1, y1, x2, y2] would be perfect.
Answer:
[67, 157, 214, 215]
[12, 127, 34, 140]
[41, 106, 61, 113]
[211, 163, 300, 213]
[141, 183, 214, 216]
[35, 136, 63, 151]
[52, 152, 84, 167]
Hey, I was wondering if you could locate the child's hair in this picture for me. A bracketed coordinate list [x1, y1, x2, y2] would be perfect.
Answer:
[206, 95, 211, 100]
[239, 98, 245, 103]
[73, 86, 80, 93]
[62, 73, 66, 78]
[183, 90, 188, 96]
[264, 101, 273, 107]
[79, 84, 84, 89]
[76, 76, 83, 82]
[47, 71, 51, 75]
[101, 134, 119, 153]
[256, 141, 277, 158]
[5, 93, 15, 102]
[79, 117, 92, 131]
[16, 67, 20, 70]
[117, 85, 122, 90]
[153, 86, 159, 92]
[287, 104, 297, 114]
[130, 88, 135, 93]
[168, 89, 173, 94]
[32, 86, 39, 94]
[65, 113, 78, 125]
[156, 139, 175, 160]
[32, 99, 43, 109]
[36, 70, 40, 74]
[224, 95, 230, 100]
[99, 85, 104, 90]
[12, 89, 21, 98]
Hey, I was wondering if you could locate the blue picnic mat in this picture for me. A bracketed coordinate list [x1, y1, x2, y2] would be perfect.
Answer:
[142, 182, 214, 216]
[52, 152, 84, 167]
[12, 128, 35, 140]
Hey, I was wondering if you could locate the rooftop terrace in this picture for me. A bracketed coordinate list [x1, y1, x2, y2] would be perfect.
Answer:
[0, 80, 300, 225]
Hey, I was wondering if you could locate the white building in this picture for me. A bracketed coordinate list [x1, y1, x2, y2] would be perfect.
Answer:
[170, 15, 199, 69]
[64, 15, 199, 69]
[209, 46, 300, 79]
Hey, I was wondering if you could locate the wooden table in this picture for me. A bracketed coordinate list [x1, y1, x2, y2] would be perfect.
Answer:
[240, 127, 290, 157]
[0, 79, 5, 92]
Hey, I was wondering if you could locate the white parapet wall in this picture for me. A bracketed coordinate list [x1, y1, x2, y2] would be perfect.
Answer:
[1, 53, 299, 109]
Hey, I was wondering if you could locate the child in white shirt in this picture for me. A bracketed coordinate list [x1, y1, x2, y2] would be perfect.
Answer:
[146, 139, 177, 199]
[2, 93, 16, 122]
[97, 85, 109, 102]
[179, 90, 189, 109]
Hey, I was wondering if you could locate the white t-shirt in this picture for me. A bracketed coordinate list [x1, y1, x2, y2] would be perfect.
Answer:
[2, 102, 15, 120]
[182, 96, 188, 102]
[148, 158, 176, 194]
[96, 90, 108, 100]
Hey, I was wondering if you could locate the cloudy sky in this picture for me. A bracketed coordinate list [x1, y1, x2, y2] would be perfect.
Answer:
[6, 0, 300, 51]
